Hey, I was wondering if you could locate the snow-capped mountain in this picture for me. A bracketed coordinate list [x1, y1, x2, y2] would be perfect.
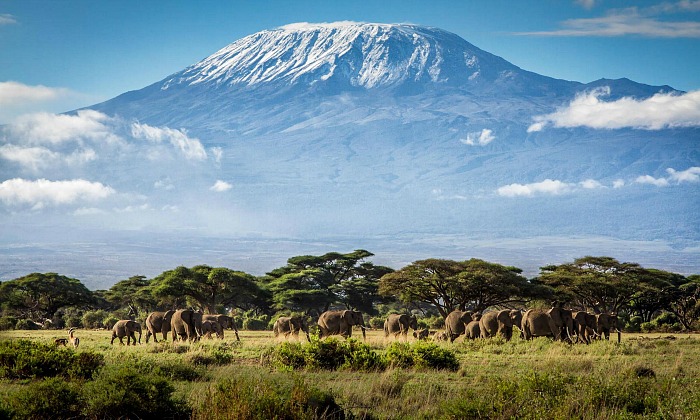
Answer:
[2, 22, 697, 287]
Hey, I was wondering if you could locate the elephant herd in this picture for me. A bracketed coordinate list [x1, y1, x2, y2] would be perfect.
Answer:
[109, 306, 620, 347]
[438, 307, 621, 344]
[110, 309, 240, 345]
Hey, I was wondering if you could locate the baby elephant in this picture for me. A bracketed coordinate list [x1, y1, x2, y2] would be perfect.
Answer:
[111, 320, 142, 345]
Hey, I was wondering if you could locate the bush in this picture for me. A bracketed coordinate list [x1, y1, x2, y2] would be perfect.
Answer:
[385, 342, 459, 371]
[0, 317, 16, 331]
[81, 364, 190, 419]
[2, 377, 81, 419]
[14, 319, 40, 330]
[243, 317, 269, 331]
[0, 340, 103, 380]
[269, 339, 385, 372]
[103, 315, 120, 330]
[368, 316, 385, 329]
[81, 310, 108, 329]
[193, 376, 346, 420]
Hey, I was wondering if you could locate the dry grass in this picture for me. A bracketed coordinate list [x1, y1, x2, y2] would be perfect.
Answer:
[2, 329, 700, 418]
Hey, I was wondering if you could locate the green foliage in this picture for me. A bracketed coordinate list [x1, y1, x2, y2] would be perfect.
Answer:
[385, 342, 459, 371]
[193, 375, 346, 420]
[14, 319, 40, 330]
[0, 340, 103, 380]
[0, 317, 16, 331]
[242, 313, 270, 330]
[81, 364, 190, 419]
[0, 272, 94, 320]
[1, 377, 81, 420]
[81, 309, 108, 329]
[269, 339, 386, 372]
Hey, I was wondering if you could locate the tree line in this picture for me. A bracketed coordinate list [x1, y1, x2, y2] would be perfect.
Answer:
[0, 250, 698, 332]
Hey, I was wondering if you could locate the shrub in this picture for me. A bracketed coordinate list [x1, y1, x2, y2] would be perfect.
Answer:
[0, 317, 16, 331]
[269, 339, 385, 372]
[342, 339, 386, 371]
[81, 364, 190, 419]
[81, 310, 108, 329]
[193, 376, 345, 420]
[243, 317, 269, 331]
[14, 319, 40, 330]
[0, 339, 103, 380]
[2, 377, 81, 419]
[102, 315, 120, 330]
[368, 316, 385, 329]
[385, 341, 459, 371]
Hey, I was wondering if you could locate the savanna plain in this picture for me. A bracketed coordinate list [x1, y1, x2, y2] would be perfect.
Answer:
[1, 329, 699, 419]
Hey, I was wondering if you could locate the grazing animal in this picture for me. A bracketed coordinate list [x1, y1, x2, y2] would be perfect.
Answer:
[69, 328, 79, 348]
[54, 338, 68, 346]
[413, 328, 430, 340]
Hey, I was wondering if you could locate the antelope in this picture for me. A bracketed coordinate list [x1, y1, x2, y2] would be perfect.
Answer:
[68, 328, 79, 348]
[54, 338, 68, 346]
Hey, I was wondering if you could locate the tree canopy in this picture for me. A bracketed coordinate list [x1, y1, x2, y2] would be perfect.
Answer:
[0, 273, 94, 320]
[262, 250, 393, 316]
[378, 258, 540, 317]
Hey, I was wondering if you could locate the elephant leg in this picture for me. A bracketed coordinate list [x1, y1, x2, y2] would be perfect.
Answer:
[110, 335, 115, 345]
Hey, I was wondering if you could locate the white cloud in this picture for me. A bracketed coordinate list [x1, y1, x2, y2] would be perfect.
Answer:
[210, 147, 223, 163]
[516, 4, 700, 38]
[528, 87, 700, 131]
[497, 179, 575, 197]
[580, 179, 604, 189]
[667, 166, 700, 183]
[0, 144, 97, 171]
[210, 180, 233, 192]
[635, 174, 670, 187]
[0, 81, 69, 105]
[154, 179, 175, 190]
[4, 110, 122, 145]
[131, 122, 207, 160]
[613, 179, 626, 188]
[0, 14, 17, 25]
[461, 129, 495, 146]
[0, 178, 115, 209]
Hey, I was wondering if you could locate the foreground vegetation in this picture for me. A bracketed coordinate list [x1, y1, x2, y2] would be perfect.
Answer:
[1, 329, 699, 419]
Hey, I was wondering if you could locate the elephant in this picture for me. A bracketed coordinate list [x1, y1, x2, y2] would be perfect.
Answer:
[596, 313, 621, 343]
[111, 320, 142, 345]
[521, 309, 560, 340]
[548, 306, 575, 342]
[202, 314, 240, 341]
[445, 310, 474, 342]
[145, 310, 174, 343]
[171, 309, 202, 342]
[317, 310, 366, 340]
[383, 314, 418, 340]
[572, 311, 598, 344]
[465, 320, 481, 339]
[273, 316, 310, 342]
[480, 310, 514, 340]
[433, 331, 449, 341]
[413, 328, 430, 340]
[510, 310, 524, 338]
[201, 319, 224, 339]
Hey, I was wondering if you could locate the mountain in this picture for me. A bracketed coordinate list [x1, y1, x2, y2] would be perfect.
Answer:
[2, 22, 697, 287]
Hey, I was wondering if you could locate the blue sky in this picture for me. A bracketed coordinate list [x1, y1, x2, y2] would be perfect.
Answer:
[1, 0, 699, 122]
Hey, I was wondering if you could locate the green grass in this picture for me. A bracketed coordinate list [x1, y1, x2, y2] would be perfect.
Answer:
[1, 329, 699, 419]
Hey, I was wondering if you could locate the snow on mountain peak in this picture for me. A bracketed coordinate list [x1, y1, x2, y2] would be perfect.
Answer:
[161, 22, 511, 91]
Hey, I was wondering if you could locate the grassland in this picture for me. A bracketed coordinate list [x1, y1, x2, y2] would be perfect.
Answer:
[1, 329, 699, 419]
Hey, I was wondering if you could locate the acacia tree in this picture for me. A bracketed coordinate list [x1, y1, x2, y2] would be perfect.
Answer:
[378, 258, 537, 318]
[628, 269, 687, 322]
[669, 275, 700, 330]
[103, 275, 157, 317]
[150, 265, 266, 314]
[0, 273, 94, 320]
[538, 256, 654, 313]
[263, 250, 392, 316]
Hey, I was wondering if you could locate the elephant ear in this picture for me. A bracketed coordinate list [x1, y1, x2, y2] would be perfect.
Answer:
[342, 310, 353, 323]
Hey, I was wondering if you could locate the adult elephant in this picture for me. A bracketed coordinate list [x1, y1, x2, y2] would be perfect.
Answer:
[510, 310, 524, 338]
[548, 306, 575, 342]
[572, 311, 598, 344]
[202, 314, 240, 341]
[145, 310, 174, 343]
[596, 313, 621, 343]
[317, 310, 366, 340]
[479, 310, 514, 340]
[171, 309, 202, 342]
[273, 316, 310, 342]
[521, 309, 560, 340]
[201, 320, 224, 339]
[111, 320, 142, 345]
[383, 314, 418, 340]
[445, 310, 473, 343]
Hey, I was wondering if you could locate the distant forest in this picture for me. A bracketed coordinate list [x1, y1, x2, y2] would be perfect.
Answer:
[1, 250, 698, 333]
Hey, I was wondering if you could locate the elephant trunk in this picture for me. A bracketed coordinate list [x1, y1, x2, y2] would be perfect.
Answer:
[361, 325, 366, 340]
